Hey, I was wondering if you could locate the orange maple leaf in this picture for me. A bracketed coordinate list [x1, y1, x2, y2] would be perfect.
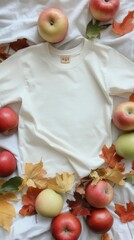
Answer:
[101, 233, 112, 240]
[115, 201, 134, 223]
[112, 11, 134, 35]
[100, 144, 124, 170]
[129, 93, 134, 102]
[19, 187, 42, 216]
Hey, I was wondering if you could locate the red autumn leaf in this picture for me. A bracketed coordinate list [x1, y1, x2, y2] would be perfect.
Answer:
[75, 176, 92, 195]
[112, 11, 134, 35]
[66, 192, 91, 217]
[129, 93, 134, 102]
[10, 38, 29, 51]
[100, 144, 124, 170]
[114, 201, 134, 223]
[19, 187, 42, 216]
[0, 44, 10, 62]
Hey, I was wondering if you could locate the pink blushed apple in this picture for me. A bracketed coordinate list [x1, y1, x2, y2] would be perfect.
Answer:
[89, 0, 120, 22]
[37, 8, 68, 43]
[85, 180, 114, 208]
[112, 101, 134, 131]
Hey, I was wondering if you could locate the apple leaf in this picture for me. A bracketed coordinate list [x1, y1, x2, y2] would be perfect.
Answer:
[10, 38, 29, 51]
[129, 93, 134, 102]
[22, 161, 47, 189]
[0, 44, 10, 62]
[101, 233, 112, 240]
[100, 144, 124, 171]
[0, 193, 18, 231]
[86, 19, 111, 39]
[112, 11, 134, 35]
[66, 192, 91, 216]
[19, 187, 42, 216]
[47, 172, 75, 194]
[0, 176, 23, 193]
[114, 201, 134, 223]
[97, 167, 125, 185]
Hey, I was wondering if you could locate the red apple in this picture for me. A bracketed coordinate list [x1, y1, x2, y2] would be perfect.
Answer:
[112, 101, 134, 131]
[51, 212, 82, 240]
[85, 180, 114, 208]
[0, 107, 18, 136]
[89, 0, 120, 22]
[0, 150, 17, 177]
[38, 8, 68, 43]
[86, 208, 114, 234]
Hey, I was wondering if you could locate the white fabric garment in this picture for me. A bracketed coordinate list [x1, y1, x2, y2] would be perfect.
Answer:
[0, 37, 134, 240]
[0, 0, 134, 60]
[0, 38, 134, 180]
[0, 0, 134, 239]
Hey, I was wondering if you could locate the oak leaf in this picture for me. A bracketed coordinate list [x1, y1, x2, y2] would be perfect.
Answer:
[0, 193, 18, 231]
[129, 93, 134, 102]
[100, 144, 124, 171]
[114, 201, 134, 223]
[21, 161, 47, 189]
[19, 187, 42, 216]
[112, 11, 134, 35]
[66, 192, 91, 216]
[10, 38, 29, 51]
[47, 172, 75, 193]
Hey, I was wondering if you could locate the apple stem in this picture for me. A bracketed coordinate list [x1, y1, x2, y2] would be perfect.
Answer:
[50, 20, 54, 25]
[35, 214, 38, 224]
[127, 222, 133, 239]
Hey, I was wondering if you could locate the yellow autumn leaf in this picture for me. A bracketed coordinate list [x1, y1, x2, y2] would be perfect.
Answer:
[0, 193, 18, 231]
[98, 167, 125, 186]
[90, 170, 101, 185]
[47, 172, 75, 193]
[21, 161, 47, 189]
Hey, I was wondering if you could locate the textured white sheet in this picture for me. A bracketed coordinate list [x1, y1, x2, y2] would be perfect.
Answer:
[0, 0, 134, 240]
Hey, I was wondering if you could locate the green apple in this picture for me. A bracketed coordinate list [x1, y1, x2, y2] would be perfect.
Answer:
[35, 188, 63, 218]
[115, 132, 134, 160]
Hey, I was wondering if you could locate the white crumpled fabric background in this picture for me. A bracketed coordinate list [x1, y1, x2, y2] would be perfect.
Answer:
[0, 0, 134, 240]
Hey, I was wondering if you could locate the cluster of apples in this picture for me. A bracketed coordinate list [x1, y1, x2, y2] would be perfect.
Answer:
[37, 0, 120, 43]
[112, 101, 134, 160]
[0, 106, 18, 177]
[34, 179, 114, 239]
[85, 179, 114, 234]
[35, 188, 82, 240]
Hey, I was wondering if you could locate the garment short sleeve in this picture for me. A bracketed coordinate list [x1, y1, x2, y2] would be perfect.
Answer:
[105, 48, 134, 97]
[0, 51, 25, 107]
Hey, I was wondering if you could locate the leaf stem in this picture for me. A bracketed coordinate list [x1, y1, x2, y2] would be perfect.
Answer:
[127, 222, 133, 239]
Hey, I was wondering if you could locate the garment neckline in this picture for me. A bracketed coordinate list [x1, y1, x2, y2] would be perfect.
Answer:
[45, 38, 90, 69]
